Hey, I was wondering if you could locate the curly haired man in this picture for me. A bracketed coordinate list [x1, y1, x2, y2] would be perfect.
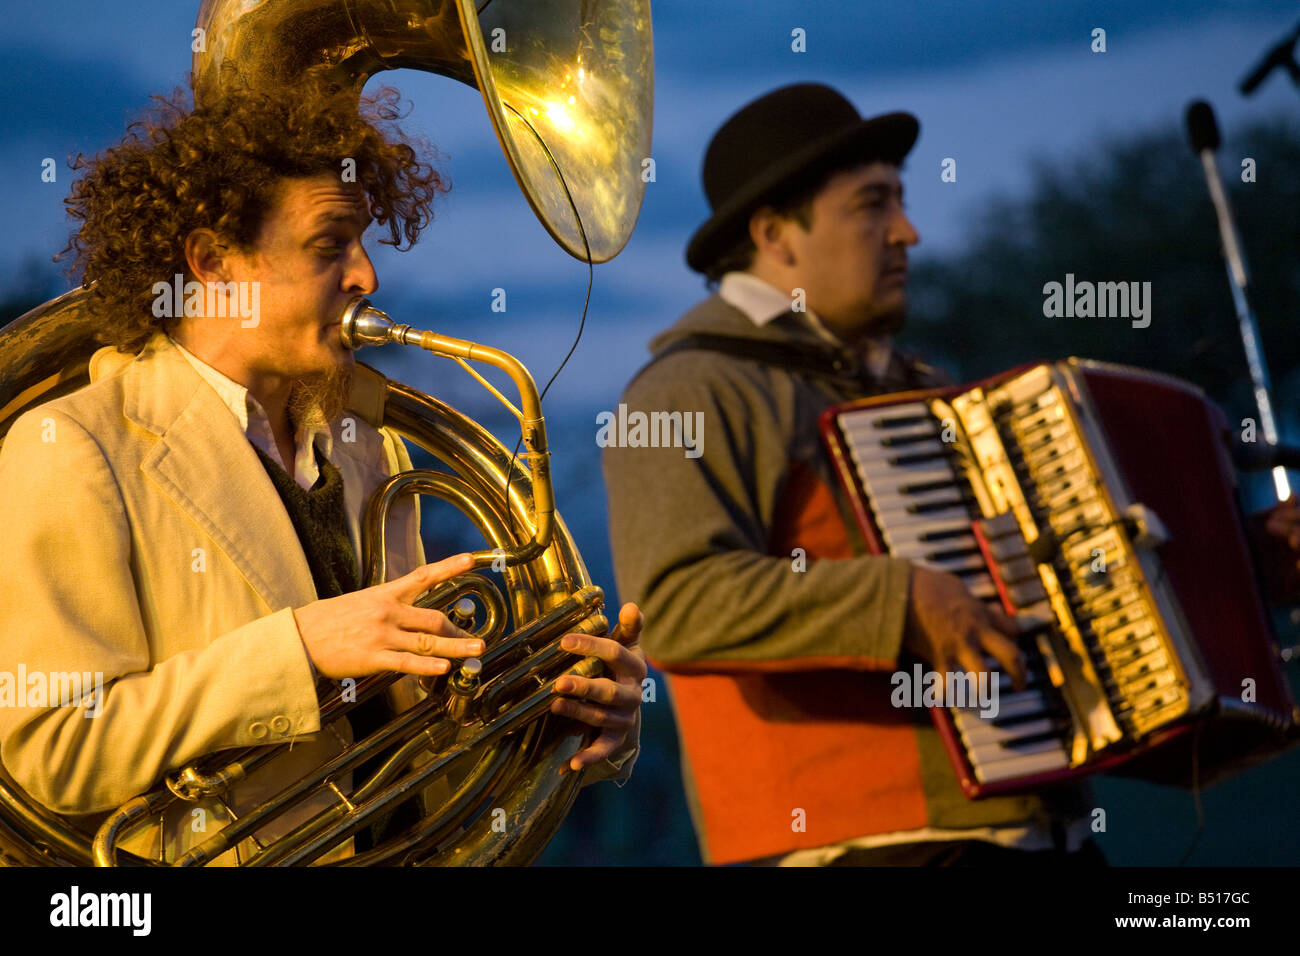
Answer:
[0, 81, 643, 864]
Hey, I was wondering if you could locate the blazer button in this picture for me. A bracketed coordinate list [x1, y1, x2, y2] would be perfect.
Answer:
[249, 721, 268, 739]
[270, 715, 291, 734]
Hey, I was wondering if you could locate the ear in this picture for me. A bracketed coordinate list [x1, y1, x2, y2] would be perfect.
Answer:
[184, 229, 238, 285]
[748, 207, 796, 267]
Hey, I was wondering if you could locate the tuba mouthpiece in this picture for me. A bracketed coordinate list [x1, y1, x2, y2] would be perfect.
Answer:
[339, 296, 397, 350]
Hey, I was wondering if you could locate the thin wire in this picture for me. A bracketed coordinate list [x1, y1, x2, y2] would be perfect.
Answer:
[500, 112, 595, 545]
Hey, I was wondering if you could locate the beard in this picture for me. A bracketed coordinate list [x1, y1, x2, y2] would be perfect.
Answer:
[837, 302, 907, 350]
[869, 303, 907, 337]
[287, 361, 353, 436]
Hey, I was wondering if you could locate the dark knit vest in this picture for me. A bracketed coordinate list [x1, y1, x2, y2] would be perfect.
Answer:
[251, 442, 359, 599]
[251, 440, 413, 850]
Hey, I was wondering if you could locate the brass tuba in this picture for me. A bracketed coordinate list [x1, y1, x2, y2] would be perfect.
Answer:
[0, 0, 652, 865]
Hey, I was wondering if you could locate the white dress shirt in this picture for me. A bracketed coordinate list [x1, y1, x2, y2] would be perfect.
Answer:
[717, 271, 894, 380]
[169, 337, 333, 492]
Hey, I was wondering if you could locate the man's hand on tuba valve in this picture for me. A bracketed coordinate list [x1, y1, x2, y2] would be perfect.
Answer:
[551, 602, 647, 771]
[292, 552, 486, 679]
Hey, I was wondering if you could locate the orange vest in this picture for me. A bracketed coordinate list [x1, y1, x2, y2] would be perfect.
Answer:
[654, 459, 930, 864]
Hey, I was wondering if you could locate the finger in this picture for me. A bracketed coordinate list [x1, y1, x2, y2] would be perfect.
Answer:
[922, 639, 955, 675]
[394, 605, 473, 640]
[396, 630, 484, 659]
[566, 729, 627, 771]
[555, 674, 640, 708]
[376, 652, 454, 678]
[608, 603, 645, 645]
[560, 633, 647, 681]
[954, 640, 987, 680]
[977, 627, 1027, 690]
[985, 604, 1020, 638]
[549, 696, 635, 730]
[388, 553, 475, 603]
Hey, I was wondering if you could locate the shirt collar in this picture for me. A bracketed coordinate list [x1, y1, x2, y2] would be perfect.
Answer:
[717, 271, 894, 381]
[167, 336, 334, 463]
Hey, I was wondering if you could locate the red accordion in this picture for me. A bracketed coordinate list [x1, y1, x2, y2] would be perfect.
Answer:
[821, 359, 1298, 797]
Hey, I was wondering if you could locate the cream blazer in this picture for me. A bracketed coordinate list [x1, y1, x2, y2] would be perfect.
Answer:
[0, 331, 427, 863]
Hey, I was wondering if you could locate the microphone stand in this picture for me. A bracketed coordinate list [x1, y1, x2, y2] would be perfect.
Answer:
[1185, 99, 1292, 502]
[1239, 18, 1300, 95]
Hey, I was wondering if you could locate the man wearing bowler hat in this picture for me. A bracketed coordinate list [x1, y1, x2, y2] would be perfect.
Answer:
[602, 83, 1103, 865]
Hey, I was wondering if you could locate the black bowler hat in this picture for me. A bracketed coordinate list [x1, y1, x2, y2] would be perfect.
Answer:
[685, 83, 919, 273]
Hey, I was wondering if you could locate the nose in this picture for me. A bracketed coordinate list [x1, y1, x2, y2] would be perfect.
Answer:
[345, 241, 379, 297]
[889, 205, 920, 248]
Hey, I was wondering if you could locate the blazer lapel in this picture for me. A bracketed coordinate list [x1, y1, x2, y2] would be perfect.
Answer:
[115, 334, 318, 614]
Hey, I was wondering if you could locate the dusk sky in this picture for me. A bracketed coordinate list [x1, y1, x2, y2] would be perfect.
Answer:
[5, 0, 1299, 410]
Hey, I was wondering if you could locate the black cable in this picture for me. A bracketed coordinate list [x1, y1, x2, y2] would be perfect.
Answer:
[499, 108, 594, 548]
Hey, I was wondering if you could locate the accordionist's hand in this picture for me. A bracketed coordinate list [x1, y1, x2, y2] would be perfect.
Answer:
[902, 565, 1027, 690]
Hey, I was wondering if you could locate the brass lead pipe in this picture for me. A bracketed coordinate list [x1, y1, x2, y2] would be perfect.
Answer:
[342, 297, 556, 572]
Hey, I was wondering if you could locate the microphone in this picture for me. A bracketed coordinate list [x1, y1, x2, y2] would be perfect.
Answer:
[1185, 100, 1219, 153]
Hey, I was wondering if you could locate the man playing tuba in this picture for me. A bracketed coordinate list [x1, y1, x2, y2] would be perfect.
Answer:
[0, 80, 644, 863]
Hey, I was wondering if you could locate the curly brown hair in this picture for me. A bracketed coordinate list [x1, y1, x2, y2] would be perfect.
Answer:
[59, 81, 447, 354]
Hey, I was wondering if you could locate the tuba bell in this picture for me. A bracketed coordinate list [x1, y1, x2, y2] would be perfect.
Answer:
[0, 0, 652, 865]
